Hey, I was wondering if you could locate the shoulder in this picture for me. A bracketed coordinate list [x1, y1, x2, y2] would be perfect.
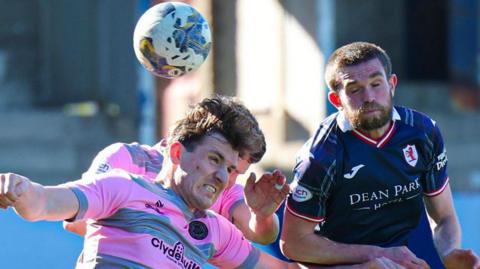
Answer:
[395, 106, 438, 130]
[395, 106, 442, 138]
[89, 169, 134, 185]
[296, 112, 340, 166]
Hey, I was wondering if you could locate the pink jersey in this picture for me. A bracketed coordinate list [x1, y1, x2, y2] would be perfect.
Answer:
[84, 142, 245, 221]
[64, 170, 259, 269]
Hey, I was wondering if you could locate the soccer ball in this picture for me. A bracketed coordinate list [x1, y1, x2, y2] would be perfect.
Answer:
[133, 2, 212, 79]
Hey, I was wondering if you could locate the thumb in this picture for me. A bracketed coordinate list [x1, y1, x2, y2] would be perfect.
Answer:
[244, 172, 256, 192]
[14, 179, 30, 197]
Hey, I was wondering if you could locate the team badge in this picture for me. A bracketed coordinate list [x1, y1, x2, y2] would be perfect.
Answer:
[403, 144, 418, 167]
[188, 221, 208, 240]
[291, 185, 313, 202]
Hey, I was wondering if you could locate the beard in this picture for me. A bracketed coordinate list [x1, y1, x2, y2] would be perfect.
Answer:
[347, 100, 393, 131]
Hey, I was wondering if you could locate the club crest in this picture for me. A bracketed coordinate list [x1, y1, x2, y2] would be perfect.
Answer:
[188, 220, 208, 240]
[403, 144, 418, 167]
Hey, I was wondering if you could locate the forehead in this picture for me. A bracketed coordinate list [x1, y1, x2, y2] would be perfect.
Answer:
[197, 133, 238, 163]
[337, 58, 386, 84]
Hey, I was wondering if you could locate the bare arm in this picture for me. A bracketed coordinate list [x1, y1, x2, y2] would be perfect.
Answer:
[0, 173, 79, 222]
[281, 209, 379, 264]
[424, 184, 480, 268]
[237, 170, 290, 244]
[231, 201, 280, 245]
[253, 251, 406, 269]
[280, 209, 429, 269]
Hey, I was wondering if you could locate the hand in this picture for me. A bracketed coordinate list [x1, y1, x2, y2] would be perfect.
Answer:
[443, 249, 480, 269]
[363, 257, 406, 269]
[243, 169, 290, 217]
[379, 246, 430, 269]
[0, 173, 31, 209]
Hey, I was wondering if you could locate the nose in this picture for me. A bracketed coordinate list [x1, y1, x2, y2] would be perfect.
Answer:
[214, 166, 229, 187]
[363, 87, 376, 103]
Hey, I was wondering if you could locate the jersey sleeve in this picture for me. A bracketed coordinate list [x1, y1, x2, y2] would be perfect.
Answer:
[62, 170, 132, 222]
[82, 143, 132, 179]
[286, 137, 337, 222]
[217, 184, 244, 221]
[422, 121, 449, 196]
[208, 215, 260, 268]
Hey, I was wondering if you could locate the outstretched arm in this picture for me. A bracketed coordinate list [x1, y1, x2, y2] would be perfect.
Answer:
[424, 184, 480, 269]
[0, 173, 78, 221]
[281, 209, 429, 269]
[253, 251, 407, 269]
[233, 170, 290, 244]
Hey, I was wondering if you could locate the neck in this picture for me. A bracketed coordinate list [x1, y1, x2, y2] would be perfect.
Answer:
[359, 120, 392, 139]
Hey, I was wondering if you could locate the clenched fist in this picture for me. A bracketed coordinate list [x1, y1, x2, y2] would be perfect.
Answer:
[0, 173, 31, 209]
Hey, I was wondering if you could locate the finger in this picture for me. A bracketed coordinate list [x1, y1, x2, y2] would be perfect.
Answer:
[244, 173, 256, 193]
[257, 172, 273, 183]
[13, 179, 29, 197]
[0, 174, 6, 195]
[274, 172, 286, 185]
[405, 259, 429, 269]
[0, 197, 15, 208]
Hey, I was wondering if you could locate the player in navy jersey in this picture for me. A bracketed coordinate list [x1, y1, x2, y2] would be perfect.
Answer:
[280, 42, 480, 269]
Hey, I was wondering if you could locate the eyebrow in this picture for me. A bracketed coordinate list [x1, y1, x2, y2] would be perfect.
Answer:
[211, 150, 237, 171]
[368, 71, 384, 79]
[344, 71, 384, 88]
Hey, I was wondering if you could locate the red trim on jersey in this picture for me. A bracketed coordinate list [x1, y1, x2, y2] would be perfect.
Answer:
[352, 121, 396, 148]
[286, 202, 325, 223]
[424, 177, 450, 197]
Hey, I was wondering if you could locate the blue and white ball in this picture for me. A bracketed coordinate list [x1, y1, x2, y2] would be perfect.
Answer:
[133, 2, 212, 79]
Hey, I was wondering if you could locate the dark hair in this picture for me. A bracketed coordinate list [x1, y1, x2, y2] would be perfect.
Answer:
[168, 95, 266, 163]
[325, 42, 392, 92]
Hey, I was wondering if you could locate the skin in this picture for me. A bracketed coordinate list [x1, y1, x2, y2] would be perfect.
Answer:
[169, 133, 238, 211]
[281, 58, 479, 269]
[0, 133, 330, 269]
[64, 143, 288, 245]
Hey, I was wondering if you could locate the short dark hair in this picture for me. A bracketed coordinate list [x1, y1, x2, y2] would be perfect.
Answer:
[325, 42, 392, 92]
[168, 95, 266, 163]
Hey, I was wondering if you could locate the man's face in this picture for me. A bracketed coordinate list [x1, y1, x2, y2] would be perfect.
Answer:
[227, 156, 252, 187]
[336, 58, 395, 131]
[174, 133, 238, 210]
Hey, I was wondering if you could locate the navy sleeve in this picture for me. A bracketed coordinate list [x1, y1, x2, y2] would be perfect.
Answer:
[286, 146, 336, 222]
[422, 119, 449, 196]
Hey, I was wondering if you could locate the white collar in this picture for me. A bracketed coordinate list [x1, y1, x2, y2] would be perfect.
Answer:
[337, 107, 400, 133]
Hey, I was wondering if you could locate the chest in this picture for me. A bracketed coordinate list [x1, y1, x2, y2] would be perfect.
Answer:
[332, 131, 431, 211]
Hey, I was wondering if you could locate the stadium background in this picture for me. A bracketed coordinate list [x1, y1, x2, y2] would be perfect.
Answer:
[1, 0, 479, 268]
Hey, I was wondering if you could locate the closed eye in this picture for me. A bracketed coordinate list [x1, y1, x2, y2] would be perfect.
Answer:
[209, 155, 220, 165]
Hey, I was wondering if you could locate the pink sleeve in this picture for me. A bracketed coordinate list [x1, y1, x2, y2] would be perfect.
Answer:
[208, 215, 260, 268]
[217, 184, 244, 221]
[82, 143, 132, 179]
[63, 170, 132, 221]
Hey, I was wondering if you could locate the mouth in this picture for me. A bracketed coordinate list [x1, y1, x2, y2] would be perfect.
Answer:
[203, 184, 217, 195]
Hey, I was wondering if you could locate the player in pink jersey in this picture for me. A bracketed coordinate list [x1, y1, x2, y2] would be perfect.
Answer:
[64, 96, 285, 245]
[0, 97, 292, 268]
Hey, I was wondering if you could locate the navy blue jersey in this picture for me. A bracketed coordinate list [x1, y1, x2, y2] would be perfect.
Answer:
[287, 106, 449, 247]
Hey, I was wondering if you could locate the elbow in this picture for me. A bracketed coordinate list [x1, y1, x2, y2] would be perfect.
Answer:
[255, 235, 277, 246]
[279, 238, 300, 261]
[244, 230, 278, 245]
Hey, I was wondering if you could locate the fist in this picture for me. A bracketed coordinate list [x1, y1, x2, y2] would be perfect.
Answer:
[0, 173, 31, 209]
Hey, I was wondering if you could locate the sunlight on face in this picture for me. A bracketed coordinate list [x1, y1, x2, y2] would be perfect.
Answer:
[337, 58, 394, 131]
[175, 133, 239, 210]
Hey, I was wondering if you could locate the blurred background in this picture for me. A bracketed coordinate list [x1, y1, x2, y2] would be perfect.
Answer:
[1, 0, 479, 268]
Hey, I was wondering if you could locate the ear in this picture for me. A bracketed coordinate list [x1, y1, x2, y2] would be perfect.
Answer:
[169, 141, 183, 165]
[328, 91, 342, 109]
[389, 74, 398, 97]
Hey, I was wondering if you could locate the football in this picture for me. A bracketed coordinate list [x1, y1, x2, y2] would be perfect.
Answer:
[133, 2, 212, 79]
